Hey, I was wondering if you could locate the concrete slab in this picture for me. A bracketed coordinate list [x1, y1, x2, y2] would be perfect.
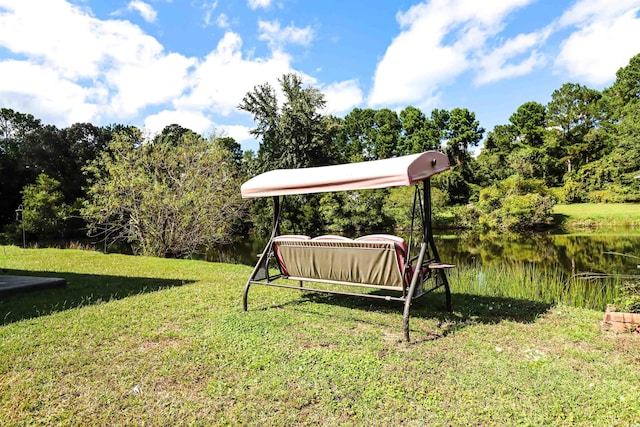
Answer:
[0, 275, 66, 297]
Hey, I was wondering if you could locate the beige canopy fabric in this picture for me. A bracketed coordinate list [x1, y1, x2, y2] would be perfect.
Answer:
[241, 151, 450, 198]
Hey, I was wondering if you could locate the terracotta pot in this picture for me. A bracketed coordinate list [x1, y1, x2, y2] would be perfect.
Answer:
[603, 310, 640, 332]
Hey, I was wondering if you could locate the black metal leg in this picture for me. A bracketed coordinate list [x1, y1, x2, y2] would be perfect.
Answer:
[243, 239, 274, 311]
[438, 270, 452, 312]
[403, 243, 427, 342]
[242, 280, 251, 311]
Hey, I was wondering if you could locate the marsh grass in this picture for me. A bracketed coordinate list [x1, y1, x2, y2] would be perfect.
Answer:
[1, 246, 639, 426]
[450, 262, 623, 311]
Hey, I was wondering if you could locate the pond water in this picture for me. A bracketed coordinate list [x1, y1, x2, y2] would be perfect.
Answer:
[207, 231, 640, 278]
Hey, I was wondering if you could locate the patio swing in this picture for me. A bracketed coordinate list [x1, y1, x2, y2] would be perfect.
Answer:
[240, 151, 454, 342]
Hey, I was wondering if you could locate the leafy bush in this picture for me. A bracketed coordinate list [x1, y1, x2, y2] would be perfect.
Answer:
[548, 187, 566, 204]
[477, 186, 502, 212]
[20, 173, 69, 237]
[320, 190, 390, 233]
[83, 129, 245, 258]
[613, 281, 640, 313]
[587, 189, 627, 203]
[500, 193, 555, 230]
[476, 175, 555, 231]
[559, 179, 585, 203]
[448, 204, 481, 229]
[383, 186, 449, 230]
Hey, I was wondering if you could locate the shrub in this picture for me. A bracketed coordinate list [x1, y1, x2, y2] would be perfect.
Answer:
[499, 193, 555, 231]
[587, 189, 627, 203]
[20, 174, 69, 237]
[475, 175, 556, 231]
[548, 187, 566, 204]
[449, 204, 481, 229]
[83, 129, 245, 258]
[382, 186, 448, 231]
[559, 179, 585, 203]
[613, 281, 640, 313]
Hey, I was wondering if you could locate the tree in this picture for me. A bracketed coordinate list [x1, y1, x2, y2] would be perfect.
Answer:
[547, 83, 602, 174]
[371, 108, 401, 159]
[444, 108, 484, 166]
[604, 101, 640, 200]
[238, 73, 335, 171]
[213, 136, 243, 170]
[435, 108, 484, 205]
[238, 73, 341, 236]
[20, 173, 68, 237]
[509, 101, 546, 148]
[342, 108, 376, 161]
[319, 190, 390, 233]
[398, 106, 441, 154]
[609, 53, 640, 107]
[475, 124, 517, 185]
[507, 146, 543, 181]
[0, 108, 43, 225]
[58, 123, 112, 202]
[83, 126, 245, 258]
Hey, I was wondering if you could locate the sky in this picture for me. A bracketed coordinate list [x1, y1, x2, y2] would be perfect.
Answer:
[1, 0, 640, 152]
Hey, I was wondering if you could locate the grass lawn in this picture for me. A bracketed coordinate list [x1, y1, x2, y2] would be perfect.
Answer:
[1, 246, 639, 425]
[554, 203, 640, 230]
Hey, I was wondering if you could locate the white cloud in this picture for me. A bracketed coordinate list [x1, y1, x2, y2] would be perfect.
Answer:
[216, 13, 229, 28]
[0, 0, 349, 145]
[475, 31, 549, 85]
[248, 0, 271, 10]
[555, 0, 640, 85]
[258, 20, 314, 49]
[369, 0, 533, 107]
[216, 124, 256, 149]
[127, 0, 157, 23]
[143, 110, 214, 136]
[142, 112, 258, 152]
[0, 0, 215, 124]
[202, 1, 218, 27]
[0, 60, 100, 125]
[106, 52, 196, 117]
[175, 31, 294, 115]
[557, 0, 640, 27]
[321, 80, 364, 115]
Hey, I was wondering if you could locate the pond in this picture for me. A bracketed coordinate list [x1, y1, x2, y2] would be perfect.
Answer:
[205, 230, 640, 310]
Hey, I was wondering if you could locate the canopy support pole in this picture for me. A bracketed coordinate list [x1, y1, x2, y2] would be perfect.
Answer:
[424, 179, 452, 312]
[243, 196, 282, 311]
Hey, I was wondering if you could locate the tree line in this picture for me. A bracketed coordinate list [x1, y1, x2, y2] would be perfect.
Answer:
[1, 54, 639, 256]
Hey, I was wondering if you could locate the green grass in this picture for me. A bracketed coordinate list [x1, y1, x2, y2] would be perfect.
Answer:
[1, 246, 639, 426]
[554, 203, 640, 230]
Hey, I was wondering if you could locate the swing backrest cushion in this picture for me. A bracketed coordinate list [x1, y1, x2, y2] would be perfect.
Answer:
[272, 235, 408, 290]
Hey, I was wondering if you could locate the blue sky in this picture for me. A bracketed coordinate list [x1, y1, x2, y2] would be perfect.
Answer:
[1, 0, 640, 152]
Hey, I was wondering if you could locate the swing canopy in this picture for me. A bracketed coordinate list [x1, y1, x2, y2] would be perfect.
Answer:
[241, 151, 449, 198]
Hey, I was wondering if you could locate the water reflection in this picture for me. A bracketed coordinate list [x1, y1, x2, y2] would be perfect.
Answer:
[436, 231, 640, 277]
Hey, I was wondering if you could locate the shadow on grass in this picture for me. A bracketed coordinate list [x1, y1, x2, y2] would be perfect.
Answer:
[0, 269, 192, 325]
[254, 289, 551, 342]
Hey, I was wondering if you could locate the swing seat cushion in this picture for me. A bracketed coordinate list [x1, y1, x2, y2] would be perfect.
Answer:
[273, 235, 408, 290]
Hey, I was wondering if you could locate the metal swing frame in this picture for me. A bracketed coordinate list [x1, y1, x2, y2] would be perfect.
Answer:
[240, 151, 453, 342]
